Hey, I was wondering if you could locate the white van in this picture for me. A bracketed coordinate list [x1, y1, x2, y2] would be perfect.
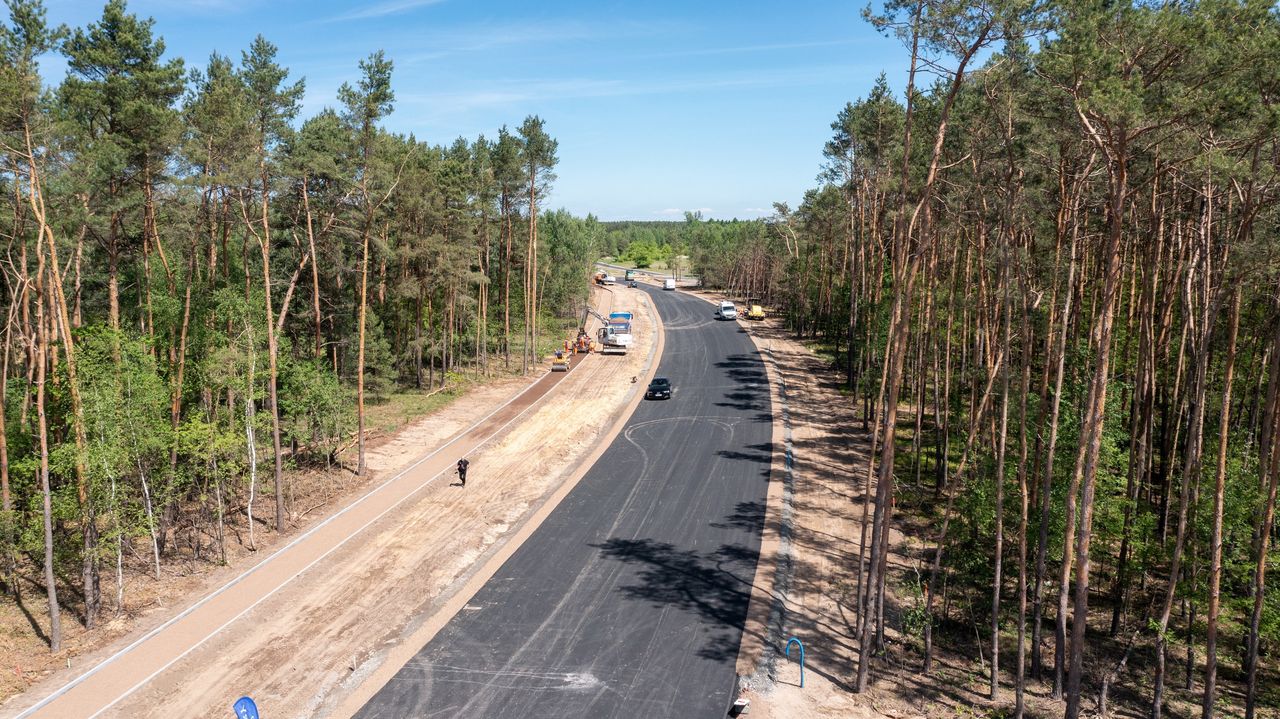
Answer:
[717, 301, 737, 320]
[663, 278, 676, 291]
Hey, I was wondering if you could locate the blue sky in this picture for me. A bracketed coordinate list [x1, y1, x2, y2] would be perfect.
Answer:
[41, 0, 908, 221]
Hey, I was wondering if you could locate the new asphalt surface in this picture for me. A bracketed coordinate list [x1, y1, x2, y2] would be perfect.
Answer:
[354, 286, 773, 719]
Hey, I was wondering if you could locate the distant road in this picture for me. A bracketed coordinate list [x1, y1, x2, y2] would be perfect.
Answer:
[355, 284, 772, 718]
[596, 260, 699, 285]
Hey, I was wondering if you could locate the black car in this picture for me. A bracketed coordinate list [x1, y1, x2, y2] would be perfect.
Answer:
[645, 377, 672, 400]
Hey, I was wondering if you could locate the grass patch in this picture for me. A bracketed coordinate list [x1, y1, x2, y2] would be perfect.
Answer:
[366, 381, 471, 434]
[363, 315, 582, 436]
[801, 339, 841, 367]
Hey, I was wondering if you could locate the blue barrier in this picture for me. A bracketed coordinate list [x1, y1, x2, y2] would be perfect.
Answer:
[233, 696, 260, 719]
[785, 637, 805, 688]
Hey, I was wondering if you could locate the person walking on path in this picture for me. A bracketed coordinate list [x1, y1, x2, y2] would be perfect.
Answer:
[457, 458, 470, 486]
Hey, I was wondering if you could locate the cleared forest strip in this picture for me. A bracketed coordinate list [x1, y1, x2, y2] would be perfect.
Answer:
[0, 372, 538, 708]
[8, 367, 570, 719]
[328, 285, 664, 717]
[91, 286, 657, 719]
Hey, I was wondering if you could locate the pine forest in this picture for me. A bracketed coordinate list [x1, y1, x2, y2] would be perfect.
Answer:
[3, 0, 1280, 717]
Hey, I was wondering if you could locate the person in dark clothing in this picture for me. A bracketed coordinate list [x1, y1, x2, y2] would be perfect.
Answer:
[457, 458, 469, 486]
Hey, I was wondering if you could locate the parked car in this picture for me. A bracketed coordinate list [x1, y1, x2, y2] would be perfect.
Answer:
[645, 377, 672, 400]
[717, 301, 738, 320]
[747, 305, 765, 320]
[663, 278, 676, 290]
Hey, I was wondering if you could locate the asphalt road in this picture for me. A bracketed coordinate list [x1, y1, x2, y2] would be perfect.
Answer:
[355, 286, 773, 719]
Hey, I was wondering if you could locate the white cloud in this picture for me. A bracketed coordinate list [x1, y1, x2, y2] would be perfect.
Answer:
[323, 0, 446, 23]
[397, 79, 627, 112]
[397, 64, 866, 122]
[743, 207, 770, 214]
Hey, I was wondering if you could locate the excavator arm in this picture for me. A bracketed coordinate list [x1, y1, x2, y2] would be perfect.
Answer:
[580, 306, 610, 332]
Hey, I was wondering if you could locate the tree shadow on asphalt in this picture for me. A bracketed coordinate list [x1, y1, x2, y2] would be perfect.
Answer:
[715, 442, 773, 466]
[592, 536, 762, 664]
[715, 390, 769, 412]
[711, 500, 767, 534]
[591, 525, 869, 696]
[714, 355, 767, 384]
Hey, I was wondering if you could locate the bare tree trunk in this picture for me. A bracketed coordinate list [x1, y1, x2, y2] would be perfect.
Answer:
[991, 265, 1012, 701]
[1035, 222, 1077, 685]
[356, 209, 371, 476]
[527, 168, 539, 373]
[503, 202, 512, 370]
[414, 288, 423, 387]
[24, 123, 95, 628]
[1014, 285, 1036, 719]
[1202, 288, 1238, 719]
[244, 324, 258, 551]
[1244, 280, 1280, 719]
[1064, 132, 1130, 719]
[1153, 187, 1220, 719]
[856, 0, 922, 690]
[923, 340, 1005, 674]
[34, 256, 61, 651]
[856, 313, 892, 637]
[137, 455, 161, 580]
[250, 165, 287, 532]
[168, 237, 197, 485]
[109, 466, 122, 613]
[0, 303, 13, 521]
[523, 207, 531, 375]
[303, 176, 323, 359]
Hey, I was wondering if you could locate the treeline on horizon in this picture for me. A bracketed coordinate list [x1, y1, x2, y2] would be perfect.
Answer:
[681, 0, 1280, 717]
[0, 0, 600, 652]
[601, 217, 768, 283]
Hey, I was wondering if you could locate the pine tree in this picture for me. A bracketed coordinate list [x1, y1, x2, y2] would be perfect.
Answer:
[338, 51, 394, 477]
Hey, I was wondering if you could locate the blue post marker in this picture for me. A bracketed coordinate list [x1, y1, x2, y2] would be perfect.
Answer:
[785, 637, 805, 688]
[233, 696, 260, 719]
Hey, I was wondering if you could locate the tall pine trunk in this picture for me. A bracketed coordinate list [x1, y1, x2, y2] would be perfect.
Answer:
[1064, 130, 1129, 719]
[1202, 289, 1239, 719]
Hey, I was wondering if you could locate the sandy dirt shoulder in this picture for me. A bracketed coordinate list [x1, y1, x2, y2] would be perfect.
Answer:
[4, 285, 661, 719]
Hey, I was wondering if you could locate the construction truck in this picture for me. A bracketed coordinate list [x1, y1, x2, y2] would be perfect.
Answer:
[596, 327, 627, 355]
[606, 312, 634, 350]
[579, 305, 628, 355]
[552, 349, 571, 371]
